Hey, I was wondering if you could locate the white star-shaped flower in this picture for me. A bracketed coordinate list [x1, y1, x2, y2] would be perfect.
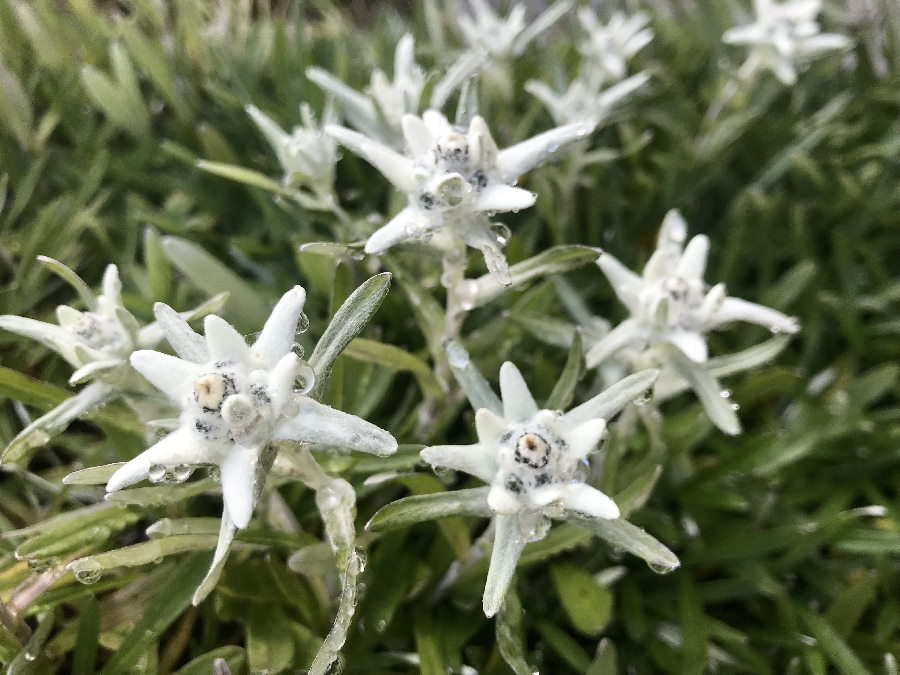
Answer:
[421, 362, 659, 616]
[585, 210, 800, 434]
[327, 110, 592, 284]
[245, 102, 339, 199]
[457, 0, 572, 61]
[100, 286, 396, 600]
[526, 70, 650, 126]
[307, 34, 426, 148]
[577, 9, 654, 83]
[723, 0, 852, 84]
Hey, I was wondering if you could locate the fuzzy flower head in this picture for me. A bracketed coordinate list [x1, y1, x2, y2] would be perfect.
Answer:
[457, 0, 572, 61]
[586, 210, 800, 434]
[577, 9, 654, 83]
[421, 362, 659, 615]
[307, 34, 426, 148]
[723, 0, 852, 84]
[526, 70, 650, 126]
[327, 110, 592, 283]
[246, 103, 338, 197]
[107, 286, 397, 533]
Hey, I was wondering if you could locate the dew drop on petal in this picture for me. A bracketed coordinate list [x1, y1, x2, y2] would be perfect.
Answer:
[208, 465, 221, 482]
[297, 312, 310, 334]
[293, 360, 316, 395]
[148, 464, 167, 483]
[170, 464, 193, 483]
[633, 391, 651, 406]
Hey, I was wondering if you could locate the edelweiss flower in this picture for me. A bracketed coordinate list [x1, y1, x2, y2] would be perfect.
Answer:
[246, 102, 338, 199]
[577, 9, 654, 83]
[0, 258, 221, 462]
[723, 0, 852, 84]
[102, 286, 397, 599]
[327, 110, 592, 283]
[457, 0, 572, 61]
[526, 70, 650, 126]
[307, 34, 426, 147]
[421, 362, 660, 616]
[585, 210, 800, 434]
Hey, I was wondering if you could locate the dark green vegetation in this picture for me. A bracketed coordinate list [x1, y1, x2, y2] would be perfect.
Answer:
[0, 1, 898, 672]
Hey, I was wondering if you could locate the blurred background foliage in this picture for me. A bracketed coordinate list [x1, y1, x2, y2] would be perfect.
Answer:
[0, 0, 898, 672]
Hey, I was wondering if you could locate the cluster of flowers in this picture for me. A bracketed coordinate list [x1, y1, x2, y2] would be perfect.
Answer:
[1, 0, 846, 630]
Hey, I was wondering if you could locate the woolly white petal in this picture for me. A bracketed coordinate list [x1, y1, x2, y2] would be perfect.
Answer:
[483, 514, 526, 617]
[0, 316, 82, 366]
[401, 114, 433, 156]
[563, 484, 620, 519]
[667, 329, 709, 363]
[668, 351, 741, 435]
[100, 265, 122, 308]
[584, 318, 645, 368]
[723, 24, 766, 45]
[275, 398, 397, 456]
[364, 206, 428, 254]
[597, 254, 643, 314]
[564, 369, 659, 426]
[474, 408, 507, 447]
[326, 124, 417, 192]
[204, 315, 249, 363]
[420, 443, 496, 483]
[192, 509, 237, 605]
[676, 235, 710, 280]
[468, 116, 499, 167]
[708, 297, 800, 334]
[268, 352, 302, 411]
[798, 33, 852, 56]
[565, 419, 608, 459]
[474, 184, 536, 213]
[251, 286, 306, 368]
[499, 362, 538, 421]
[422, 109, 452, 137]
[153, 302, 208, 362]
[496, 122, 591, 183]
[106, 427, 205, 492]
[220, 445, 259, 529]
[130, 350, 200, 403]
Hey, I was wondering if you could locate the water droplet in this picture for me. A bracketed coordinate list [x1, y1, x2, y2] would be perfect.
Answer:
[730, 403, 740, 411]
[445, 342, 470, 368]
[292, 341, 305, 359]
[293, 360, 316, 395]
[719, 389, 732, 398]
[647, 559, 679, 575]
[170, 464, 193, 483]
[489, 222, 511, 247]
[547, 142, 560, 153]
[633, 390, 651, 406]
[208, 465, 221, 482]
[148, 464, 167, 483]
[72, 558, 103, 585]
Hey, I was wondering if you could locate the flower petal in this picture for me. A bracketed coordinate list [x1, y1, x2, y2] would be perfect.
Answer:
[468, 115, 499, 167]
[276, 397, 398, 456]
[474, 184, 536, 213]
[676, 235, 709, 280]
[496, 121, 592, 183]
[220, 445, 259, 529]
[565, 419, 607, 459]
[106, 427, 206, 492]
[564, 368, 659, 425]
[0, 316, 82, 367]
[499, 361, 538, 421]
[584, 318, 645, 368]
[130, 350, 200, 403]
[251, 286, 306, 368]
[708, 296, 800, 334]
[667, 349, 741, 435]
[100, 264, 123, 308]
[268, 352, 302, 411]
[563, 483, 620, 519]
[401, 114, 433, 156]
[483, 514, 526, 617]
[364, 206, 428, 254]
[474, 408, 507, 447]
[204, 315, 249, 363]
[422, 109, 452, 137]
[597, 253, 643, 314]
[192, 509, 237, 605]
[153, 302, 208, 362]
[666, 329, 708, 363]
[306, 67, 379, 139]
[326, 124, 417, 192]
[420, 443, 496, 483]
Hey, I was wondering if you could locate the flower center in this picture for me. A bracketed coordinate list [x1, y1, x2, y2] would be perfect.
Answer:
[193, 373, 236, 413]
[70, 312, 128, 353]
[514, 433, 551, 469]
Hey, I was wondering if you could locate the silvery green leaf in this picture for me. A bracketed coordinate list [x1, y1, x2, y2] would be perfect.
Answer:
[366, 487, 492, 532]
[63, 463, 124, 486]
[564, 369, 659, 426]
[467, 246, 602, 309]
[105, 479, 217, 507]
[308, 549, 364, 675]
[36, 255, 97, 310]
[567, 513, 680, 574]
[6, 611, 52, 674]
[68, 533, 218, 577]
[13, 505, 141, 560]
[509, 312, 577, 348]
[665, 346, 741, 435]
[2, 382, 115, 465]
[161, 236, 269, 327]
[68, 359, 125, 385]
[342, 337, 444, 399]
[298, 241, 365, 259]
[484, 514, 528, 617]
[496, 584, 533, 675]
[614, 466, 663, 518]
[445, 340, 503, 415]
[384, 257, 444, 362]
[546, 331, 583, 410]
[308, 273, 391, 398]
[195, 160, 294, 196]
[306, 67, 379, 139]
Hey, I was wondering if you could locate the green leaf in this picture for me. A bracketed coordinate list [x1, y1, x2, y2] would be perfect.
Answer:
[173, 646, 246, 675]
[143, 227, 171, 302]
[343, 337, 443, 399]
[246, 604, 296, 674]
[495, 584, 532, 675]
[160, 235, 269, 327]
[35, 255, 97, 310]
[586, 638, 619, 675]
[0, 57, 33, 149]
[534, 619, 592, 672]
[546, 330, 583, 410]
[101, 554, 210, 674]
[67, 534, 219, 579]
[413, 607, 445, 675]
[796, 605, 869, 675]
[383, 256, 445, 362]
[72, 599, 99, 675]
[550, 562, 613, 636]
[569, 515, 680, 574]
[6, 610, 53, 674]
[365, 487, 492, 532]
[62, 463, 123, 485]
[468, 246, 602, 308]
[196, 160, 296, 196]
[308, 273, 391, 398]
